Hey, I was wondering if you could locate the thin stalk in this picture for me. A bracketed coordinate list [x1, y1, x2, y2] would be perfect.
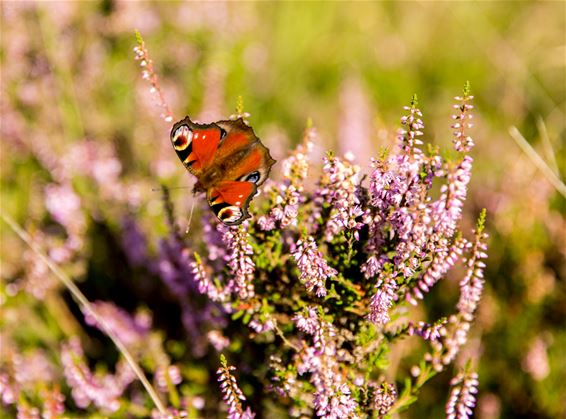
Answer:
[509, 126, 566, 199]
[1, 213, 167, 414]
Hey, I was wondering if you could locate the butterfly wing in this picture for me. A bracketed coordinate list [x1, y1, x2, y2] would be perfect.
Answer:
[213, 118, 276, 188]
[205, 119, 275, 224]
[207, 180, 256, 225]
[170, 117, 224, 178]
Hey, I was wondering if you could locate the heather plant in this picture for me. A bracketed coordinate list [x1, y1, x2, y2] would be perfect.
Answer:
[2, 3, 564, 419]
[1, 28, 489, 416]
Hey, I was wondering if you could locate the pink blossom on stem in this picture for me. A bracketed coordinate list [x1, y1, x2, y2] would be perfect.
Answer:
[133, 34, 174, 123]
[293, 307, 359, 418]
[406, 237, 466, 305]
[190, 252, 227, 302]
[258, 126, 314, 230]
[155, 365, 182, 392]
[220, 223, 255, 300]
[41, 387, 65, 419]
[217, 355, 255, 419]
[84, 301, 151, 348]
[446, 369, 479, 419]
[368, 272, 398, 325]
[314, 154, 365, 240]
[457, 228, 489, 322]
[373, 382, 397, 416]
[291, 236, 337, 297]
[61, 337, 134, 412]
[451, 85, 475, 153]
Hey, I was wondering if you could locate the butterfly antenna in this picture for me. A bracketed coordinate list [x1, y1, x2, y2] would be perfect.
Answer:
[152, 186, 192, 192]
[185, 198, 196, 235]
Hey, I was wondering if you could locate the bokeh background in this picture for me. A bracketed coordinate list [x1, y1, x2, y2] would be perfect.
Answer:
[2, 1, 565, 418]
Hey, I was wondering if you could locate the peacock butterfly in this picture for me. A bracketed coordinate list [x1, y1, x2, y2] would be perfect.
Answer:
[170, 116, 276, 225]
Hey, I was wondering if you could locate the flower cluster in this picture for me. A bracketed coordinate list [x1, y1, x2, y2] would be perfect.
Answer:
[84, 301, 151, 348]
[220, 223, 256, 300]
[60, 337, 135, 412]
[373, 382, 397, 416]
[445, 369, 479, 419]
[291, 236, 337, 297]
[217, 355, 255, 419]
[293, 308, 359, 418]
[258, 126, 314, 230]
[134, 31, 173, 123]
[313, 153, 365, 240]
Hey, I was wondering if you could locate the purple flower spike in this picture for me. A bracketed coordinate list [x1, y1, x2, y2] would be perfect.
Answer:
[291, 236, 337, 297]
[446, 369, 479, 419]
[217, 355, 255, 419]
[220, 223, 256, 300]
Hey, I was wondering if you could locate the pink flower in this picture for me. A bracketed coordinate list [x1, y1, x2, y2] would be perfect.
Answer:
[291, 237, 337, 297]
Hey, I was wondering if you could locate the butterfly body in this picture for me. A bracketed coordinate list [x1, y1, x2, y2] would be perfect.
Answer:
[170, 116, 276, 225]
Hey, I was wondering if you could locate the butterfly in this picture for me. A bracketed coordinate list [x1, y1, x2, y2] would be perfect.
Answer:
[170, 116, 276, 225]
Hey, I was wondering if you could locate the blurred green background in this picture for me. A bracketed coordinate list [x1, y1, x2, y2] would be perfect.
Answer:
[2, 1, 565, 418]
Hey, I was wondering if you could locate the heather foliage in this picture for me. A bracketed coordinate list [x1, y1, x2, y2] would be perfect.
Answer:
[2, 3, 565, 419]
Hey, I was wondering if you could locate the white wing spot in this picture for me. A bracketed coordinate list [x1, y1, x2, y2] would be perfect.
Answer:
[238, 194, 243, 198]
[235, 201, 241, 205]
[202, 135, 206, 139]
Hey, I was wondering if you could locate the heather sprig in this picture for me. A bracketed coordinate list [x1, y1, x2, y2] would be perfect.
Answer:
[217, 355, 255, 419]
[258, 123, 315, 230]
[291, 235, 337, 297]
[134, 31, 174, 123]
[445, 365, 479, 419]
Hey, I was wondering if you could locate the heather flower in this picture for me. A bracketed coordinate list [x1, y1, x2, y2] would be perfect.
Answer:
[425, 211, 489, 370]
[406, 237, 467, 305]
[314, 383, 358, 419]
[291, 236, 337, 297]
[293, 306, 320, 336]
[18, 244, 57, 300]
[248, 315, 276, 334]
[398, 96, 425, 155]
[451, 83, 475, 153]
[457, 219, 489, 321]
[522, 337, 550, 381]
[293, 308, 359, 418]
[156, 236, 194, 297]
[121, 216, 149, 267]
[208, 330, 230, 351]
[17, 404, 40, 419]
[220, 223, 255, 300]
[202, 212, 228, 263]
[258, 126, 314, 230]
[368, 272, 398, 325]
[44, 182, 85, 235]
[41, 387, 65, 419]
[61, 337, 134, 412]
[134, 32, 174, 122]
[12, 350, 54, 386]
[155, 365, 182, 392]
[313, 153, 365, 240]
[409, 319, 448, 342]
[190, 252, 227, 302]
[446, 369, 479, 419]
[217, 355, 255, 419]
[373, 382, 397, 416]
[84, 301, 151, 348]
[432, 156, 473, 239]
[0, 373, 17, 405]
